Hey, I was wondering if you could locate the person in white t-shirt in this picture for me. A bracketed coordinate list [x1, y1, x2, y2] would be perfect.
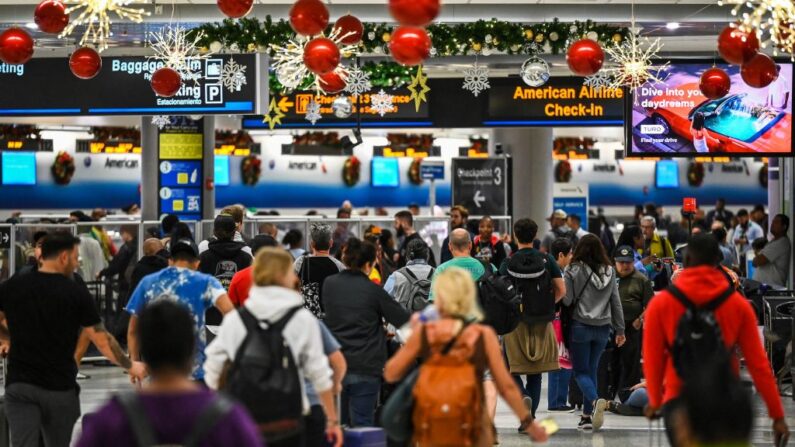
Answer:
[767, 65, 791, 111]
[753, 214, 791, 288]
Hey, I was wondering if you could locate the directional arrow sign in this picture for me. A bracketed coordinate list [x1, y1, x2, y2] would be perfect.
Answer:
[452, 157, 510, 216]
[278, 96, 295, 113]
[473, 190, 485, 208]
[0, 228, 9, 249]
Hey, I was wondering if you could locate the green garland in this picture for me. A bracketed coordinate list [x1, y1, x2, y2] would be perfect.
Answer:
[189, 17, 629, 57]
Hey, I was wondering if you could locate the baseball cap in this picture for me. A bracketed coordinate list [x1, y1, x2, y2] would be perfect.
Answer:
[615, 245, 635, 263]
[170, 238, 199, 258]
[553, 209, 568, 219]
[214, 214, 237, 233]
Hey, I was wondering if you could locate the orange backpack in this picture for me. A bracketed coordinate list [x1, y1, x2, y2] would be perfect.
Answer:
[412, 325, 484, 447]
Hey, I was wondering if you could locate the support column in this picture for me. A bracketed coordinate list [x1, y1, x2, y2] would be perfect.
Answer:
[140, 116, 159, 222]
[492, 128, 554, 226]
[202, 116, 216, 220]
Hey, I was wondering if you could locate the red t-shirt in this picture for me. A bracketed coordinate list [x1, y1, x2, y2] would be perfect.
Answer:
[228, 266, 253, 307]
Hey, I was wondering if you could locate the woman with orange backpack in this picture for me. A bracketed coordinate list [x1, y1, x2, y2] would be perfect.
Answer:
[383, 267, 548, 446]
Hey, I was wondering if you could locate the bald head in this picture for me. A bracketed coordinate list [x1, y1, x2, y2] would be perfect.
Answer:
[143, 238, 164, 257]
[449, 228, 473, 256]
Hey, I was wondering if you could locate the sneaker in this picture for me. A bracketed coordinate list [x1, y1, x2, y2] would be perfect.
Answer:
[592, 399, 607, 430]
[548, 406, 576, 413]
[517, 396, 534, 433]
[606, 401, 619, 414]
[578, 416, 593, 430]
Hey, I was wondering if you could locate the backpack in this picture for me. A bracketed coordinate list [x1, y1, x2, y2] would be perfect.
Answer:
[395, 266, 434, 312]
[667, 285, 734, 380]
[412, 325, 484, 447]
[506, 252, 554, 325]
[115, 392, 234, 447]
[298, 256, 324, 319]
[214, 260, 239, 290]
[477, 261, 521, 335]
[223, 306, 304, 442]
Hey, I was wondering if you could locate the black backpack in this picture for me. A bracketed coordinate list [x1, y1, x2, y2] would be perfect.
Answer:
[506, 252, 554, 325]
[477, 261, 521, 335]
[223, 306, 304, 442]
[115, 392, 234, 447]
[298, 255, 324, 319]
[668, 285, 734, 380]
[395, 266, 434, 312]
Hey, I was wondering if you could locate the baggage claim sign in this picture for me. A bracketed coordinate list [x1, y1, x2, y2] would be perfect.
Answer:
[485, 77, 624, 126]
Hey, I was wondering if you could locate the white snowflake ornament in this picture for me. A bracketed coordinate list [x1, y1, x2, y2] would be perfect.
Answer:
[462, 61, 490, 97]
[344, 66, 372, 96]
[583, 70, 613, 91]
[151, 115, 172, 129]
[147, 25, 211, 85]
[221, 58, 247, 92]
[305, 99, 322, 125]
[370, 90, 394, 117]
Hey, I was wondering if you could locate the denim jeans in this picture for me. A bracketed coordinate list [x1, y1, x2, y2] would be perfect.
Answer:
[625, 388, 648, 409]
[341, 373, 381, 427]
[547, 368, 573, 409]
[512, 374, 542, 417]
[569, 321, 611, 416]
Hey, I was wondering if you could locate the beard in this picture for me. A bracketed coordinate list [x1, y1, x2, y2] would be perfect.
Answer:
[396, 226, 406, 237]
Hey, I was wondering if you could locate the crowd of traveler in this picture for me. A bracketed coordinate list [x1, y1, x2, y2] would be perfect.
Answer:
[0, 199, 791, 447]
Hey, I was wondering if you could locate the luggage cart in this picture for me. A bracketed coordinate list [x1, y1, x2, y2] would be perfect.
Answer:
[762, 291, 794, 397]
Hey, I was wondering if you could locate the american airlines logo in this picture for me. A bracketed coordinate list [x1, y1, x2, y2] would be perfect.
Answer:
[641, 124, 665, 135]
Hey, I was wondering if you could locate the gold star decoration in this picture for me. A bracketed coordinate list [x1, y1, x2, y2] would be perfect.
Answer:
[60, 0, 149, 52]
[263, 98, 286, 130]
[407, 66, 431, 112]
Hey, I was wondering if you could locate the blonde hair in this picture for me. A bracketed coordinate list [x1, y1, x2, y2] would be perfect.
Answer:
[252, 247, 293, 287]
[432, 267, 484, 322]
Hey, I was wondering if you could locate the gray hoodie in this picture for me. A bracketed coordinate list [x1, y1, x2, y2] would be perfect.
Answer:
[562, 262, 625, 335]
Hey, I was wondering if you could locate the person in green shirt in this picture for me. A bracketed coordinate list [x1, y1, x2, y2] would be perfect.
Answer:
[430, 228, 492, 293]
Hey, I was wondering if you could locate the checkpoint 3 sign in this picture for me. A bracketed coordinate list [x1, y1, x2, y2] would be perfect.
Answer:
[0, 54, 267, 116]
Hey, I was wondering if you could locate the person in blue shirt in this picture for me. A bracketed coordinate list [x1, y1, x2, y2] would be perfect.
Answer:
[615, 225, 657, 278]
[126, 239, 234, 382]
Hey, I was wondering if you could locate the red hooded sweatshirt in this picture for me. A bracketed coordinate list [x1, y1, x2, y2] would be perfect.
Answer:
[642, 265, 784, 420]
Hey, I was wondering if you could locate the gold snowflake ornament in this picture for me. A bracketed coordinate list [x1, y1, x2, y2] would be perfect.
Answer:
[408, 66, 431, 112]
[718, 0, 795, 59]
[60, 0, 150, 52]
[605, 33, 669, 92]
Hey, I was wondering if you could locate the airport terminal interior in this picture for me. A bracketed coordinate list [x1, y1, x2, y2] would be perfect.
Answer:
[0, 0, 794, 446]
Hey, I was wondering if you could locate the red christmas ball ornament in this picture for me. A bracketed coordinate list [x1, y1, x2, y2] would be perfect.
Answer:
[741, 53, 779, 88]
[389, 26, 431, 67]
[319, 70, 347, 94]
[216, 0, 253, 18]
[34, 0, 68, 34]
[566, 39, 604, 76]
[69, 47, 102, 80]
[334, 15, 364, 45]
[718, 26, 760, 65]
[699, 67, 731, 99]
[303, 37, 340, 75]
[0, 28, 34, 65]
[151, 67, 182, 97]
[289, 0, 329, 37]
[389, 0, 440, 27]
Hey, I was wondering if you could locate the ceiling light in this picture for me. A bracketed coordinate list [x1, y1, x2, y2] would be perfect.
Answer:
[665, 22, 680, 30]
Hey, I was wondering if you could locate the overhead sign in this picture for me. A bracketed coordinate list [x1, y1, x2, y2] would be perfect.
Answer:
[553, 183, 590, 231]
[420, 160, 445, 180]
[485, 77, 624, 126]
[158, 119, 204, 221]
[452, 157, 510, 216]
[0, 54, 267, 116]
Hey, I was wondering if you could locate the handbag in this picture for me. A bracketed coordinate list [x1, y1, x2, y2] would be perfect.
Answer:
[560, 269, 593, 349]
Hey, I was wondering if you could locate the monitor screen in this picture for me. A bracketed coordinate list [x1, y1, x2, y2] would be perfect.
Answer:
[371, 157, 400, 188]
[655, 160, 680, 188]
[627, 61, 793, 156]
[214, 155, 230, 186]
[2, 152, 37, 185]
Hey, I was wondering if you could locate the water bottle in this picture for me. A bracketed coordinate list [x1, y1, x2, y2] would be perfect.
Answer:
[419, 305, 439, 323]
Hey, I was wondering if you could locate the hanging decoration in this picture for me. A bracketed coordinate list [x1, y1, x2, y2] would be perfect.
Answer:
[718, 0, 795, 59]
[605, 32, 669, 91]
[342, 156, 361, 186]
[241, 155, 262, 186]
[687, 162, 705, 187]
[217, 0, 253, 19]
[305, 99, 322, 125]
[407, 66, 431, 112]
[462, 59, 490, 97]
[318, 70, 347, 94]
[408, 158, 424, 185]
[59, 0, 149, 52]
[0, 28, 34, 65]
[332, 96, 353, 118]
[69, 46, 102, 80]
[583, 70, 613, 90]
[289, 0, 329, 37]
[344, 65, 372, 96]
[189, 17, 629, 58]
[148, 26, 211, 84]
[699, 67, 731, 99]
[151, 67, 182, 97]
[389, 0, 440, 27]
[221, 57, 247, 92]
[334, 15, 364, 45]
[520, 56, 550, 87]
[52, 151, 76, 185]
[151, 115, 172, 129]
[263, 98, 286, 130]
[717, 26, 760, 65]
[303, 37, 341, 75]
[389, 26, 431, 66]
[34, 0, 69, 34]
[566, 39, 604, 76]
[741, 52, 778, 88]
[371, 89, 395, 117]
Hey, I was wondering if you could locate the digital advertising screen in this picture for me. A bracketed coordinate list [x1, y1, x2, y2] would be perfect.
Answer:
[655, 160, 680, 188]
[627, 61, 793, 156]
[214, 155, 230, 186]
[2, 152, 37, 185]
[371, 157, 400, 188]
